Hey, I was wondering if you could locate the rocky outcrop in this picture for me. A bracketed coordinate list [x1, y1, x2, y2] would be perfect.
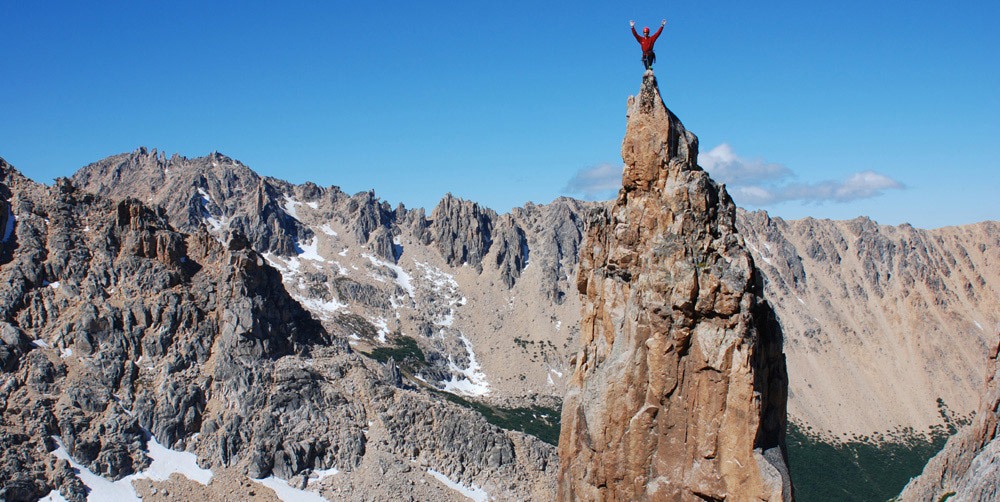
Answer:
[0, 158, 557, 501]
[509, 198, 591, 304]
[345, 190, 396, 254]
[558, 73, 792, 501]
[899, 332, 1000, 501]
[429, 194, 495, 272]
[492, 215, 528, 288]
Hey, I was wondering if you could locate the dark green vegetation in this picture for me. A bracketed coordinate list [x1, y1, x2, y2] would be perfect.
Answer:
[336, 312, 380, 339]
[786, 421, 956, 502]
[363, 335, 562, 445]
[434, 390, 561, 446]
[365, 334, 427, 374]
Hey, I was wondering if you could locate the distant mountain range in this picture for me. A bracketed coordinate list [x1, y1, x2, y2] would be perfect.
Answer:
[1, 84, 996, 501]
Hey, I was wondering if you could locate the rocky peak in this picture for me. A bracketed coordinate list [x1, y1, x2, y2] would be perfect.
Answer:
[71, 149, 311, 256]
[429, 193, 495, 272]
[621, 72, 700, 195]
[558, 73, 792, 500]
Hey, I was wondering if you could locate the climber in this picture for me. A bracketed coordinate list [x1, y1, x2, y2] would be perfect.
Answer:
[630, 19, 666, 70]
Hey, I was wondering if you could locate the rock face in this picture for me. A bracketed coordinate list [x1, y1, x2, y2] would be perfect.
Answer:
[70, 148, 595, 410]
[429, 193, 495, 273]
[0, 156, 557, 501]
[899, 332, 1000, 501]
[558, 72, 792, 500]
[736, 211, 1000, 438]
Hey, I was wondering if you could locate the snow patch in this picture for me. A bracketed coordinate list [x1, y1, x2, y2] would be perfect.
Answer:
[32, 339, 50, 348]
[48, 434, 213, 502]
[60, 347, 73, 358]
[796, 297, 805, 305]
[39, 490, 69, 502]
[283, 198, 302, 218]
[297, 237, 324, 262]
[427, 469, 488, 502]
[263, 252, 302, 275]
[441, 333, 490, 397]
[365, 254, 415, 297]
[747, 243, 772, 265]
[139, 435, 213, 484]
[311, 467, 340, 480]
[253, 476, 328, 502]
[306, 201, 319, 210]
[320, 224, 338, 236]
[283, 196, 303, 220]
[371, 317, 391, 343]
[331, 261, 349, 276]
[296, 296, 348, 317]
[198, 188, 228, 237]
[49, 281, 61, 289]
[415, 262, 462, 326]
[439, 311, 455, 327]
[974, 321, 983, 330]
[197, 188, 214, 204]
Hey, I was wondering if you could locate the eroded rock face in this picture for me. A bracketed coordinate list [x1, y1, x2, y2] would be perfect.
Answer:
[0, 157, 557, 501]
[429, 194, 495, 273]
[558, 72, 792, 501]
[900, 332, 1000, 501]
[736, 210, 999, 438]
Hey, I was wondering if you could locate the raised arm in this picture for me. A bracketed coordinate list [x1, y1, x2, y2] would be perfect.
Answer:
[630, 20, 642, 42]
[650, 20, 665, 42]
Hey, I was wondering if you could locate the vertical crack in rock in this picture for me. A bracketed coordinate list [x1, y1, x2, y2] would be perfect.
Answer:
[558, 72, 794, 501]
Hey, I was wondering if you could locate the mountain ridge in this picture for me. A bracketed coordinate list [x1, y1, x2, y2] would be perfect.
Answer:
[1, 113, 996, 499]
[0, 155, 558, 501]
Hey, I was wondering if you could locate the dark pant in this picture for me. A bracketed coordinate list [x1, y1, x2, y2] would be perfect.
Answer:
[642, 51, 656, 70]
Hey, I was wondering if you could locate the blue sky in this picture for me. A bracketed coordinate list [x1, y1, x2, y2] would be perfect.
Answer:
[1, 1, 997, 228]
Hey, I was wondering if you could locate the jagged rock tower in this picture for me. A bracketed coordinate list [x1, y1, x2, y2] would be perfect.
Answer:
[557, 72, 794, 501]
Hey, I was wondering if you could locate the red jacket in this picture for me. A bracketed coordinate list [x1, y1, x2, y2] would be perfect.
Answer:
[632, 25, 663, 53]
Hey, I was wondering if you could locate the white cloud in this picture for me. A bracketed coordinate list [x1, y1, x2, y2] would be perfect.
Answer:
[563, 163, 622, 200]
[699, 144, 903, 206]
[699, 144, 791, 185]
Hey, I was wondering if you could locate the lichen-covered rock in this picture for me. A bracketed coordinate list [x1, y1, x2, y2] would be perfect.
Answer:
[558, 72, 793, 501]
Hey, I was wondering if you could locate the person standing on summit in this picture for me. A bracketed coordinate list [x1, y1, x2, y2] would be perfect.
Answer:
[630, 19, 666, 70]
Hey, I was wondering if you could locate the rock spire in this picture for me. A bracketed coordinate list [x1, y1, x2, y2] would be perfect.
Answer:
[557, 72, 793, 501]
